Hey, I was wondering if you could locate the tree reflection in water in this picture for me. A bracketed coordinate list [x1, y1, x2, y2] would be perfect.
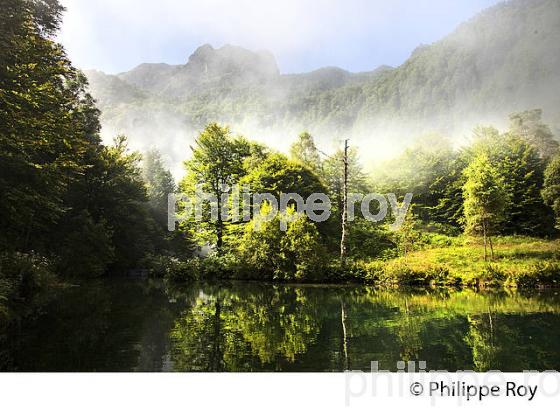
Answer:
[168, 284, 560, 372]
[2, 280, 560, 371]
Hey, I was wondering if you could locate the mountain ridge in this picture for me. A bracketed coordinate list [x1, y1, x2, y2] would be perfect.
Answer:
[84, 0, 560, 175]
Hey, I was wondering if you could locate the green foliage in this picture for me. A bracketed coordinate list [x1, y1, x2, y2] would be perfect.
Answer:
[542, 153, 560, 228]
[380, 264, 455, 287]
[322, 147, 369, 209]
[394, 206, 421, 256]
[463, 151, 506, 238]
[509, 109, 559, 160]
[241, 152, 325, 199]
[321, 146, 370, 249]
[289, 131, 322, 174]
[180, 123, 253, 249]
[0, 0, 101, 252]
[496, 134, 552, 235]
[157, 253, 246, 282]
[335, 259, 460, 287]
[238, 205, 328, 281]
[167, 113, 558, 286]
[169, 284, 321, 371]
[0, 0, 149, 313]
[179, 131, 328, 256]
[507, 261, 560, 288]
[66, 136, 159, 272]
[2, 1, 560, 303]
[57, 211, 115, 277]
[366, 237, 560, 288]
[153, 256, 199, 282]
[0, 251, 58, 312]
[0, 2, 176, 288]
[142, 149, 176, 225]
[375, 134, 457, 221]
[141, 149, 193, 256]
[184, 123, 251, 190]
[470, 128, 553, 235]
[346, 219, 394, 259]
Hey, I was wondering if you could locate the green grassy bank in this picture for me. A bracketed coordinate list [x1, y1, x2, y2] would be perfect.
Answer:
[354, 236, 560, 288]
[155, 236, 560, 289]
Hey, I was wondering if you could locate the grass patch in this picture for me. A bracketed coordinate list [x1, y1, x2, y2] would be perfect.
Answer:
[359, 236, 560, 288]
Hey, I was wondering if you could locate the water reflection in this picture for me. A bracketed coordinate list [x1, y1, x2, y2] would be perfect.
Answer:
[169, 285, 322, 371]
[1, 280, 559, 371]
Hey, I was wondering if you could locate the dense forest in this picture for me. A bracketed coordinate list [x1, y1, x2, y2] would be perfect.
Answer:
[164, 111, 560, 286]
[2, 0, 560, 328]
[0, 0, 188, 321]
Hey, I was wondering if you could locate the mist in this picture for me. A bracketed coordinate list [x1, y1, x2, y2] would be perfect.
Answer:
[77, 0, 560, 179]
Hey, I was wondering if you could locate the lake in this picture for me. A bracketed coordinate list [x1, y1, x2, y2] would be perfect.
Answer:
[1, 279, 560, 371]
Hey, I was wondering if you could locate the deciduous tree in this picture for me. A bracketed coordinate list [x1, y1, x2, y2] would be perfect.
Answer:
[463, 152, 506, 260]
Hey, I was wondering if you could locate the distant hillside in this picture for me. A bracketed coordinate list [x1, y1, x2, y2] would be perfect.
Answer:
[85, 0, 560, 174]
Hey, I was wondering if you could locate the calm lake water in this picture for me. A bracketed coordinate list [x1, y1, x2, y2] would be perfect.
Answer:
[1, 279, 560, 371]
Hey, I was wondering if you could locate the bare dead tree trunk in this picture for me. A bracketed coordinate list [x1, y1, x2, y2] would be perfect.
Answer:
[340, 299, 349, 371]
[216, 191, 223, 252]
[340, 139, 349, 266]
[482, 221, 488, 262]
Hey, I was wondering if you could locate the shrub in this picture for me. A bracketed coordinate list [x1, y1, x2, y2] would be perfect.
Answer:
[0, 252, 58, 323]
[143, 255, 199, 282]
[238, 205, 328, 281]
[507, 262, 560, 288]
[473, 264, 507, 288]
[361, 260, 461, 287]
[159, 253, 246, 283]
[323, 260, 377, 283]
[0, 252, 57, 297]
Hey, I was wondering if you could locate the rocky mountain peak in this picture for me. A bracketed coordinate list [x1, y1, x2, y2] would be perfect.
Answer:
[185, 43, 279, 80]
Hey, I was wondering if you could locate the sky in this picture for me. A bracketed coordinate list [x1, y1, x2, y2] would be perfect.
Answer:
[59, 0, 502, 75]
